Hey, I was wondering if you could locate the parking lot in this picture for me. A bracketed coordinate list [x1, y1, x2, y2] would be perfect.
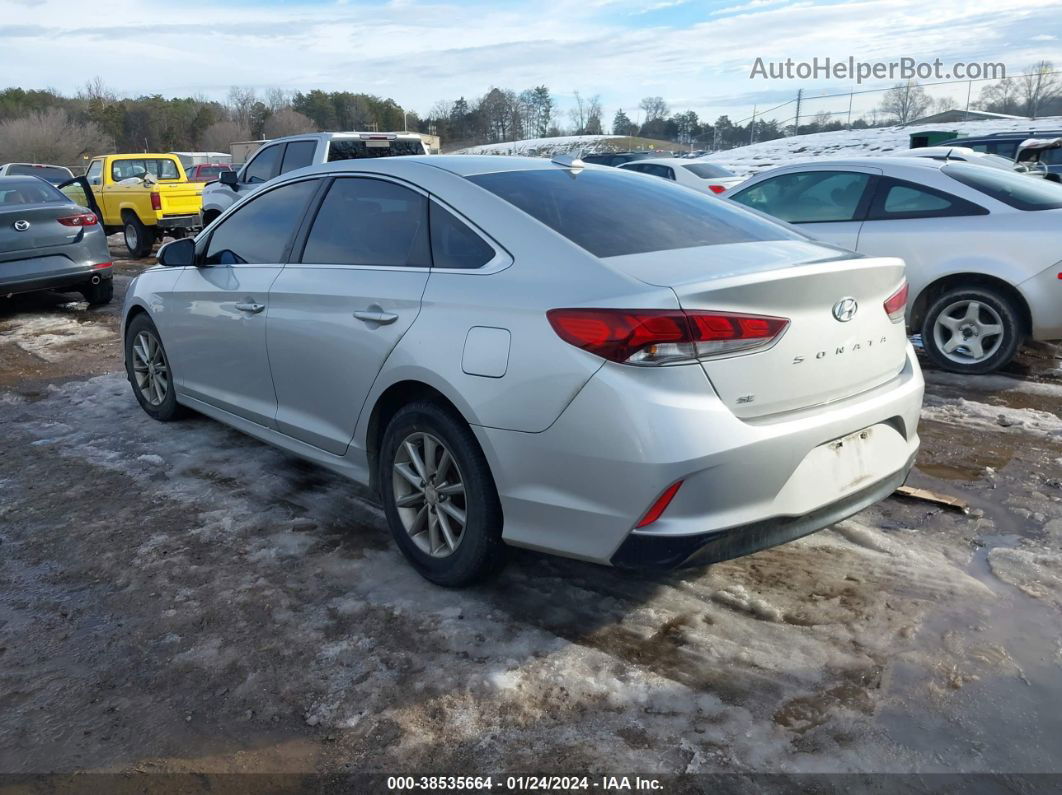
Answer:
[1, 245, 1060, 777]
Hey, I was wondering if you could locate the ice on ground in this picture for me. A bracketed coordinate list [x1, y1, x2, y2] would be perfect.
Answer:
[701, 117, 1062, 176]
[0, 315, 113, 362]
[921, 396, 1062, 439]
[988, 549, 1062, 608]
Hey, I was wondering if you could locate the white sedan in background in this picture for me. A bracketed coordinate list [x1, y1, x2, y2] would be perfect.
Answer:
[726, 157, 1062, 374]
[891, 146, 1029, 173]
[618, 158, 745, 194]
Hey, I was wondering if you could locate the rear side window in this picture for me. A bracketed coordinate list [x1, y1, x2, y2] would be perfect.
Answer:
[205, 179, 318, 265]
[300, 177, 430, 267]
[730, 171, 871, 223]
[430, 203, 495, 269]
[243, 145, 282, 184]
[468, 168, 799, 258]
[683, 163, 735, 179]
[869, 178, 987, 220]
[280, 141, 316, 174]
[942, 163, 1062, 210]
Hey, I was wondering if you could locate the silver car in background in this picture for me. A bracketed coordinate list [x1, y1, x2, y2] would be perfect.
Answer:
[123, 156, 922, 586]
[727, 158, 1062, 374]
[0, 175, 113, 305]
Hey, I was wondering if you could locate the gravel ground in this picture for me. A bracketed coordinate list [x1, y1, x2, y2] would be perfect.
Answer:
[1, 249, 1060, 782]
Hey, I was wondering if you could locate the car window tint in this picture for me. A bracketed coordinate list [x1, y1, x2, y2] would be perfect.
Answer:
[205, 179, 317, 265]
[5, 165, 71, 183]
[300, 177, 430, 267]
[430, 203, 495, 269]
[326, 139, 424, 161]
[684, 163, 735, 179]
[469, 168, 799, 258]
[883, 184, 951, 213]
[86, 160, 103, 183]
[280, 141, 316, 174]
[730, 171, 870, 223]
[244, 145, 282, 183]
[0, 179, 68, 205]
[942, 162, 1062, 210]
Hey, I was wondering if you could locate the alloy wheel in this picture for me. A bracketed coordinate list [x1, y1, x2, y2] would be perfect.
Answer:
[932, 299, 1005, 365]
[125, 223, 139, 252]
[392, 431, 467, 558]
[131, 330, 169, 405]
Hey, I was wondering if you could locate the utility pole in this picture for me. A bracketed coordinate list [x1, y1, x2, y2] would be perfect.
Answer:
[749, 106, 757, 145]
[846, 91, 854, 129]
[793, 88, 803, 136]
[964, 80, 972, 122]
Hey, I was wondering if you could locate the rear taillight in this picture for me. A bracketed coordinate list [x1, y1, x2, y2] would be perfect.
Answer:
[708, 184, 726, 194]
[883, 282, 909, 324]
[91, 261, 113, 270]
[150, 191, 162, 211]
[547, 308, 789, 365]
[57, 213, 98, 227]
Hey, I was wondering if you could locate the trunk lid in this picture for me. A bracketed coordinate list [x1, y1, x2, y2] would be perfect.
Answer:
[606, 240, 909, 419]
[0, 203, 83, 255]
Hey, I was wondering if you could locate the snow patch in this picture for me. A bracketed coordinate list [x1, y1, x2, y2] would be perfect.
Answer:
[456, 135, 631, 157]
[988, 549, 1062, 608]
[0, 315, 113, 362]
[921, 396, 1062, 439]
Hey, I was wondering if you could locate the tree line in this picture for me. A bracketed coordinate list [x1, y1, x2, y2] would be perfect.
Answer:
[0, 65, 1058, 169]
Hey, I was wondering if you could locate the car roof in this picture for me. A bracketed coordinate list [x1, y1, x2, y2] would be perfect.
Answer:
[618, 157, 691, 167]
[277, 154, 599, 181]
[759, 156, 948, 172]
[265, 131, 425, 144]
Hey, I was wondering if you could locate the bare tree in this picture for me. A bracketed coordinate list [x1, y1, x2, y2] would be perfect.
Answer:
[879, 80, 930, 124]
[1021, 60, 1060, 118]
[265, 88, 292, 114]
[226, 86, 258, 127]
[979, 78, 1022, 115]
[201, 120, 252, 152]
[569, 90, 587, 133]
[639, 96, 669, 123]
[0, 109, 109, 167]
[263, 107, 317, 138]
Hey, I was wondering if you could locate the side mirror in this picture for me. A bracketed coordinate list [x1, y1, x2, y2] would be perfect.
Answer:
[219, 170, 239, 187]
[157, 237, 196, 267]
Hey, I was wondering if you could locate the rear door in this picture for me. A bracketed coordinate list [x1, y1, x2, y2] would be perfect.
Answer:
[728, 167, 878, 250]
[266, 175, 431, 454]
[163, 178, 321, 426]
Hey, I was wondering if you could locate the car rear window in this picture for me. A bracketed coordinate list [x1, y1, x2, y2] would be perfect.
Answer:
[942, 163, 1062, 210]
[327, 139, 424, 161]
[0, 178, 69, 205]
[683, 163, 735, 179]
[5, 165, 72, 183]
[467, 168, 799, 258]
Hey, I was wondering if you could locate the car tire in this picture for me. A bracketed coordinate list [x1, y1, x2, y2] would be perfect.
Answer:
[123, 214, 153, 259]
[80, 278, 113, 306]
[379, 400, 506, 587]
[124, 313, 187, 421]
[921, 286, 1023, 375]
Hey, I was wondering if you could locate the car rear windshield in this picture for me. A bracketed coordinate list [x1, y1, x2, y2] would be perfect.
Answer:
[0, 178, 69, 205]
[5, 165, 71, 183]
[683, 163, 735, 179]
[467, 168, 799, 258]
[942, 163, 1062, 211]
[327, 139, 424, 161]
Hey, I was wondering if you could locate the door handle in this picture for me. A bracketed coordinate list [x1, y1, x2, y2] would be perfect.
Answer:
[353, 309, 398, 325]
[235, 302, 265, 314]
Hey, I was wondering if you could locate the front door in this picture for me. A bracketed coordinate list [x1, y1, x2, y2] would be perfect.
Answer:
[267, 176, 431, 454]
[162, 178, 320, 427]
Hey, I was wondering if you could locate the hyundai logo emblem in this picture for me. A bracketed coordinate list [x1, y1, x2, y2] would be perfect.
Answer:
[13, 220, 30, 232]
[832, 297, 858, 322]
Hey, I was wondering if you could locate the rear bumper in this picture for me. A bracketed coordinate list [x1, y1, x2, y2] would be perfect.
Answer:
[1021, 265, 1062, 341]
[610, 453, 915, 569]
[474, 344, 923, 567]
[0, 257, 111, 297]
[155, 215, 200, 230]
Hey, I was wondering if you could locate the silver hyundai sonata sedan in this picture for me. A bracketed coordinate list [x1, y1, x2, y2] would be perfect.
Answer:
[122, 155, 924, 586]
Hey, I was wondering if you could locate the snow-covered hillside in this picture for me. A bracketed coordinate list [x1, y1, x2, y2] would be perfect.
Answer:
[455, 135, 628, 156]
[701, 116, 1062, 177]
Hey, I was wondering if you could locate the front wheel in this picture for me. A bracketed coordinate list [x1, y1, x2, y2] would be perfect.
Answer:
[124, 313, 187, 421]
[921, 287, 1023, 375]
[379, 401, 505, 587]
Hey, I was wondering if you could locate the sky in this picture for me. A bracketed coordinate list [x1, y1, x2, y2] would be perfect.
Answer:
[1, 0, 1060, 129]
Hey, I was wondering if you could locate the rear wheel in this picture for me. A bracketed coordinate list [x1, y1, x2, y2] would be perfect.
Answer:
[921, 286, 1023, 375]
[125, 313, 186, 421]
[123, 214, 153, 259]
[379, 401, 505, 586]
[80, 278, 113, 306]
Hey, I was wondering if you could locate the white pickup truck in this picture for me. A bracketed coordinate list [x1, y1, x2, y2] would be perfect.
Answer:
[200, 131, 429, 226]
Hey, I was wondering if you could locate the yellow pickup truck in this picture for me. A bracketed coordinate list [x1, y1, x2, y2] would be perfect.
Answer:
[83, 153, 204, 258]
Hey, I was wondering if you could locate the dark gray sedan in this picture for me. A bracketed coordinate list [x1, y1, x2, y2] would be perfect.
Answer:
[0, 176, 113, 305]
